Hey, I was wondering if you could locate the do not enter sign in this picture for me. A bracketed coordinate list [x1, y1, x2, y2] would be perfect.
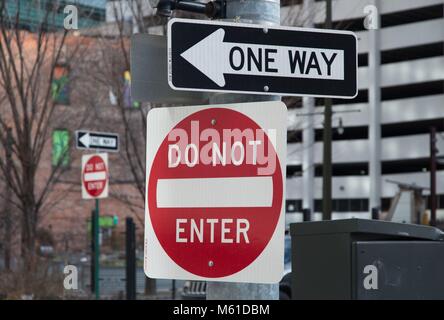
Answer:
[144, 101, 286, 283]
[81, 153, 109, 199]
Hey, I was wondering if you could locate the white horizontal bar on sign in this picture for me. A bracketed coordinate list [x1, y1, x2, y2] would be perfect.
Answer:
[156, 177, 273, 208]
[84, 171, 106, 182]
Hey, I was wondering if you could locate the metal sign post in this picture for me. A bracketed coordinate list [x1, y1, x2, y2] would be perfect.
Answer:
[81, 153, 109, 299]
[94, 198, 100, 300]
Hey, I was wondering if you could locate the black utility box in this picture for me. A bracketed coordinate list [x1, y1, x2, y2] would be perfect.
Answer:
[290, 219, 444, 300]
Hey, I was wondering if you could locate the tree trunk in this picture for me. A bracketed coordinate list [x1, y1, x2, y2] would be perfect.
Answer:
[21, 203, 37, 270]
[3, 128, 13, 271]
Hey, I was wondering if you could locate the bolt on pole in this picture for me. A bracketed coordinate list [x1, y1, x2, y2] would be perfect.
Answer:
[206, 0, 281, 300]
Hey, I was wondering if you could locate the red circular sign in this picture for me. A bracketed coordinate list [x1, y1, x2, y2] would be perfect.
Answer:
[148, 108, 283, 278]
[83, 155, 108, 198]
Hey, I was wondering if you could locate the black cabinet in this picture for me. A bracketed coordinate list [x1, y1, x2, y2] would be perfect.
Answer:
[290, 218, 444, 299]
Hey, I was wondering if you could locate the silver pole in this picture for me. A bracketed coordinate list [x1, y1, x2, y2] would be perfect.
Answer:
[368, 0, 381, 214]
[302, 0, 315, 219]
[206, 0, 281, 300]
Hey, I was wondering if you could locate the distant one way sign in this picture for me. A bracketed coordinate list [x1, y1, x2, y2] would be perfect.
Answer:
[76, 130, 119, 152]
[168, 18, 358, 99]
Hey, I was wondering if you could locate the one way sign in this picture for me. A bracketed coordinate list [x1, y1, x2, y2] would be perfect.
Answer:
[76, 130, 119, 152]
[168, 18, 357, 99]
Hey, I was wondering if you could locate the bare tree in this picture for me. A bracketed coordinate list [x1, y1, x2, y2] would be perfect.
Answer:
[0, 1, 87, 281]
[94, 0, 206, 219]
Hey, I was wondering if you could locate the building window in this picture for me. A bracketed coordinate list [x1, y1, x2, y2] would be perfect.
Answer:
[381, 198, 392, 212]
[79, 5, 105, 22]
[45, 1, 55, 12]
[52, 129, 70, 167]
[338, 199, 349, 212]
[314, 200, 322, 213]
[426, 195, 444, 210]
[286, 200, 302, 213]
[314, 198, 369, 212]
[52, 65, 70, 105]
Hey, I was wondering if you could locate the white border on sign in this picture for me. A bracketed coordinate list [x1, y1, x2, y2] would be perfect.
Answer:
[143, 101, 287, 284]
[167, 18, 359, 99]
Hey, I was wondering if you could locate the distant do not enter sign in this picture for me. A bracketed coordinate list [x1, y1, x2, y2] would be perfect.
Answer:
[82, 153, 109, 199]
[144, 102, 286, 283]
